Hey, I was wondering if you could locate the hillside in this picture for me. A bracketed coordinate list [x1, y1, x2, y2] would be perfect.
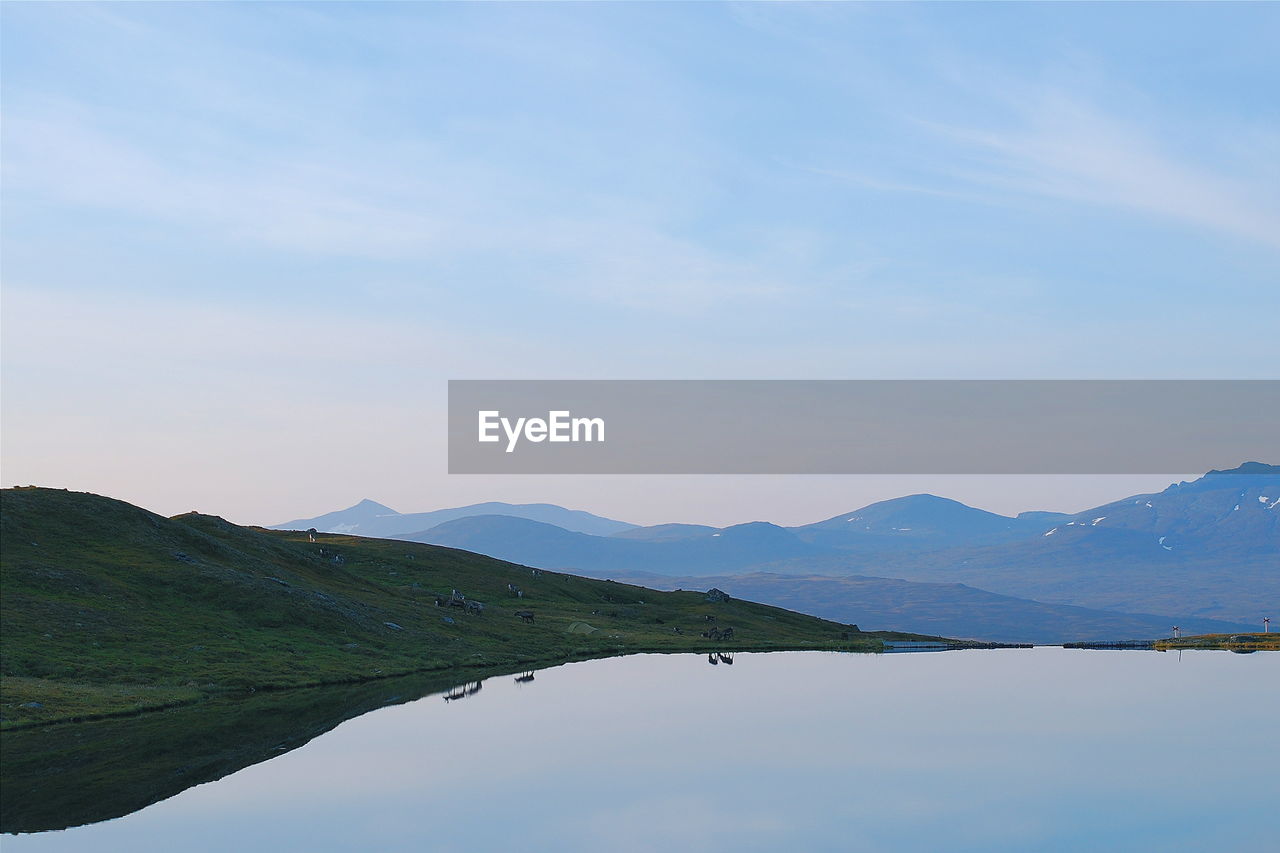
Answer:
[583, 572, 1253, 644]
[1152, 632, 1280, 652]
[0, 488, 934, 728]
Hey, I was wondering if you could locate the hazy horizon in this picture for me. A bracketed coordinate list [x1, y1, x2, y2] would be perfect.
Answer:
[7, 472, 1215, 532]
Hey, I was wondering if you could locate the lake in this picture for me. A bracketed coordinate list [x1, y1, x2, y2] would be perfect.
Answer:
[3, 648, 1276, 852]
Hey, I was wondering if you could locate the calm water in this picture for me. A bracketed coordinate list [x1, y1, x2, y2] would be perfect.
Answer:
[4, 648, 1277, 852]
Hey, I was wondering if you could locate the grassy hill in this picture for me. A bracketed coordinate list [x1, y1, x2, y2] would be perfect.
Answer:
[1152, 633, 1279, 652]
[580, 571, 1252, 643]
[0, 487, 945, 728]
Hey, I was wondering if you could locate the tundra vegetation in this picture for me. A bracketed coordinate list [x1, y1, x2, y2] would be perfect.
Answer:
[0, 487, 951, 729]
[1152, 633, 1279, 652]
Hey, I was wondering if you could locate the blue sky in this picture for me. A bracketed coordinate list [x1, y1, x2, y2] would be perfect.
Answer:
[2, 2, 1277, 525]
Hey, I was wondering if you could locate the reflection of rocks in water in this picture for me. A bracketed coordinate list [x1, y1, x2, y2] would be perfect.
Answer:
[0, 665, 535, 835]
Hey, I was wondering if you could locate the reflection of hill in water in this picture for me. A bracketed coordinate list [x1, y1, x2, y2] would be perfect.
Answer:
[1, 666, 535, 834]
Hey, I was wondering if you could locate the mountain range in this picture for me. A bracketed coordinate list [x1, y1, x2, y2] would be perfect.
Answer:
[274, 463, 1278, 641]
[275, 499, 635, 538]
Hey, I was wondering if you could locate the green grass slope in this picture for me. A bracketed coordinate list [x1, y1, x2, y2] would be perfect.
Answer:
[1, 488, 944, 727]
[1152, 632, 1279, 652]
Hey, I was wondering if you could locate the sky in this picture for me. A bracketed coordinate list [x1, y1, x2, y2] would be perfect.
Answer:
[2, 2, 1277, 527]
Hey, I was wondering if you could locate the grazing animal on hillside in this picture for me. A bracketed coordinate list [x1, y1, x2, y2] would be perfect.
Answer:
[307, 527, 317, 542]
[721, 627, 734, 640]
[466, 600, 485, 615]
[515, 610, 535, 623]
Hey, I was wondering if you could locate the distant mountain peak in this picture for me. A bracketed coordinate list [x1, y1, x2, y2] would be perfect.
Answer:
[723, 521, 788, 532]
[1158, 461, 1280, 496]
[349, 498, 399, 514]
[829, 492, 1013, 524]
[1202, 461, 1279, 477]
[271, 499, 634, 537]
[872, 493, 967, 507]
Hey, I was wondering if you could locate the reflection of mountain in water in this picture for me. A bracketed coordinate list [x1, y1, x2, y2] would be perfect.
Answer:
[0, 666, 540, 834]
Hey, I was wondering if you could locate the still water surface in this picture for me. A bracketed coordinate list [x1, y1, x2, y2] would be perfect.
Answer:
[5, 648, 1277, 852]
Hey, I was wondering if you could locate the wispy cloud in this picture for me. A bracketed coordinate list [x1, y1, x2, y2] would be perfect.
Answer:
[928, 94, 1280, 249]
[3, 101, 807, 316]
[3, 109, 471, 260]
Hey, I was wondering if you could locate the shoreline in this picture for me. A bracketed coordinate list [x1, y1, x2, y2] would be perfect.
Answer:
[1, 636, 1031, 731]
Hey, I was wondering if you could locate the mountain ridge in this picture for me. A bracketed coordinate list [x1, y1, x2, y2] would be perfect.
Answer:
[386, 464, 1277, 627]
[274, 500, 637, 538]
